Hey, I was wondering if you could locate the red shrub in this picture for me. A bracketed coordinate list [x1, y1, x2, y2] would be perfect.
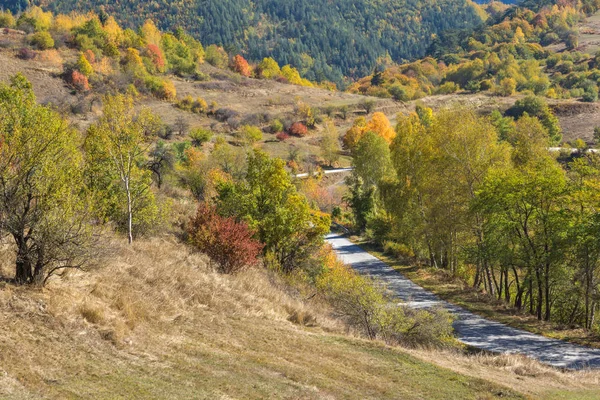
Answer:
[146, 43, 165, 72]
[275, 132, 290, 141]
[289, 122, 308, 137]
[188, 203, 263, 274]
[84, 49, 96, 64]
[70, 70, 90, 91]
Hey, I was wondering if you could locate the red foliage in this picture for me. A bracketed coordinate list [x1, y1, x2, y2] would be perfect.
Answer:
[70, 70, 90, 91]
[146, 43, 165, 71]
[275, 132, 290, 141]
[232, 54, 252, 77]
[188, 203, 263, 274]
[289, 122, 308, 137]
[84, 49, 96, 64]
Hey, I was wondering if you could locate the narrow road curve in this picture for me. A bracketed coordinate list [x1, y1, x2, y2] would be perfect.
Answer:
[326, 233, 600, 369]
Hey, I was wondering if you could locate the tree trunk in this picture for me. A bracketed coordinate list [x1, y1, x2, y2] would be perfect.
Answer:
[32, 246, 45, 286]
[544, 262, 551, 321]
[513, 267, 523, 310]
[14, 236, 32, 284]
[126, 178, 133, 245]
[536, 268, 543, 320]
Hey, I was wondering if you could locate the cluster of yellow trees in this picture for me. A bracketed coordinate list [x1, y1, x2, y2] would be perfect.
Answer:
[346, 104, 600, 329]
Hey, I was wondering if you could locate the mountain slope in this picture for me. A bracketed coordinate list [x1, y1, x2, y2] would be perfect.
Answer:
[32, 0, 483, 84]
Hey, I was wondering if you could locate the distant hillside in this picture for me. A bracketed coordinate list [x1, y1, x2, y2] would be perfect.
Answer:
[18, 0, 484, 86]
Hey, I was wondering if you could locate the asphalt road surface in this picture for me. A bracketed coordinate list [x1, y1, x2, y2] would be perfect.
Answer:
[326, 233, 600, 369]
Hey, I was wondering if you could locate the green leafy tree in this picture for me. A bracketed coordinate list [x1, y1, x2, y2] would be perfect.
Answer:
[85, 94, 160, 243]
[0, 74, 92, 285]
[216, 149, 330, 272]
[506, 96, 562, 145]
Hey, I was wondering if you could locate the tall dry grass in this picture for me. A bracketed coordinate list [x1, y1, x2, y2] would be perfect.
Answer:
[22, 236, 340, 346]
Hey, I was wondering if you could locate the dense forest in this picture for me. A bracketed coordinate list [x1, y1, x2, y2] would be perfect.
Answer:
[4, 0, 485, 86]
[351, 0, 600, 102]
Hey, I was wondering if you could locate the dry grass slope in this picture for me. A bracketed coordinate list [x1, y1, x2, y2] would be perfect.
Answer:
[0, 236, 581, 399]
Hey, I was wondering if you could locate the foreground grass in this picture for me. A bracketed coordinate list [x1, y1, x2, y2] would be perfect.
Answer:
[2, 237, 599, 399]
[357, 239, 600, 350]
[0, 237, 527, 400]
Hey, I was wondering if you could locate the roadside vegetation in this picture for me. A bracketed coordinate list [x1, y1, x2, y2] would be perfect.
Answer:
[340, 98, 600, 338]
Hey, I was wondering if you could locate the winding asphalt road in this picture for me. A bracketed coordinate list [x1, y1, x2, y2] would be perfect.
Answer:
[326, 233, 600, 369]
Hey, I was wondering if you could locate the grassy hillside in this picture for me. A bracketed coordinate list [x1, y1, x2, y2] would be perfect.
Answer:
[1, 236, 599, 399]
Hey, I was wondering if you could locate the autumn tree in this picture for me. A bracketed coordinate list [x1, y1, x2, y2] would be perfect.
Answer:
[343, 117, 367, 151]
[85, 94, 160, 244]
[257, 57, 281, 79]
[365, 112, 395, 143]
[216, 149, 330, 272]
[232, 54, 252, 77]
[0, 74, 92, 285]
[320, 120, 340, 167]
[76, 52, 94, 77]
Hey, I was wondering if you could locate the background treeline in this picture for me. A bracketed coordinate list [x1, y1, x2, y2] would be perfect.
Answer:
[0, 6, 322, 99]
[12, 0, 485, 87]
[342, 98, 600, 331]
[351, 0, 600, 103]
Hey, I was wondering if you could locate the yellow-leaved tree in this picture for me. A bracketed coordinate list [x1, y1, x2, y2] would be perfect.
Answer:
[85, 94, 163, 244]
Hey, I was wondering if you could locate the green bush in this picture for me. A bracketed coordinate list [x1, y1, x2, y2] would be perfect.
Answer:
[30, 31, 54, 50]
[383, 241, 415, 260]
[317, 260, 454, 347]
[189, 127, 213, 147]
[270, 119, 284, 133]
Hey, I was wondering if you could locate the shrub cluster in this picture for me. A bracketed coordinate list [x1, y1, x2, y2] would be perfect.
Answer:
[316, 250, 454, 347]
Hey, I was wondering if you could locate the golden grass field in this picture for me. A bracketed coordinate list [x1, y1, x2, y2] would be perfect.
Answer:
[1, 236, 600, 399]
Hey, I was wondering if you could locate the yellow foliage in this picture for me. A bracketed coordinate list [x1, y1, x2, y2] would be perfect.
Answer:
[52, 14, 75, 33]
[141, 20, 162, 47]
[281, 65, 303, 85]
[342, 117, 367, 150]
[27, 6, 53, 31]
[103, 16, 124, 46]
[95, 57, 115, 75]
[365, 112, 396, 143]
[161, 79, 177, 101]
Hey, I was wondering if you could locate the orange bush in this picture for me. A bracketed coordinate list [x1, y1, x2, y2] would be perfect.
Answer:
[232, 54, 252, 77]
[70, 70, 90, 91]
[289, 122, 308, 137]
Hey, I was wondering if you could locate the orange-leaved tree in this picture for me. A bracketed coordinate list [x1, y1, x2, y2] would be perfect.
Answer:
[232, 54, 252, 77]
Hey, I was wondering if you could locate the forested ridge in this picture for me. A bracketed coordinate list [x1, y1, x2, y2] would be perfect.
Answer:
[352, 0, 600, 103]
[4, 0, 484, 86]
